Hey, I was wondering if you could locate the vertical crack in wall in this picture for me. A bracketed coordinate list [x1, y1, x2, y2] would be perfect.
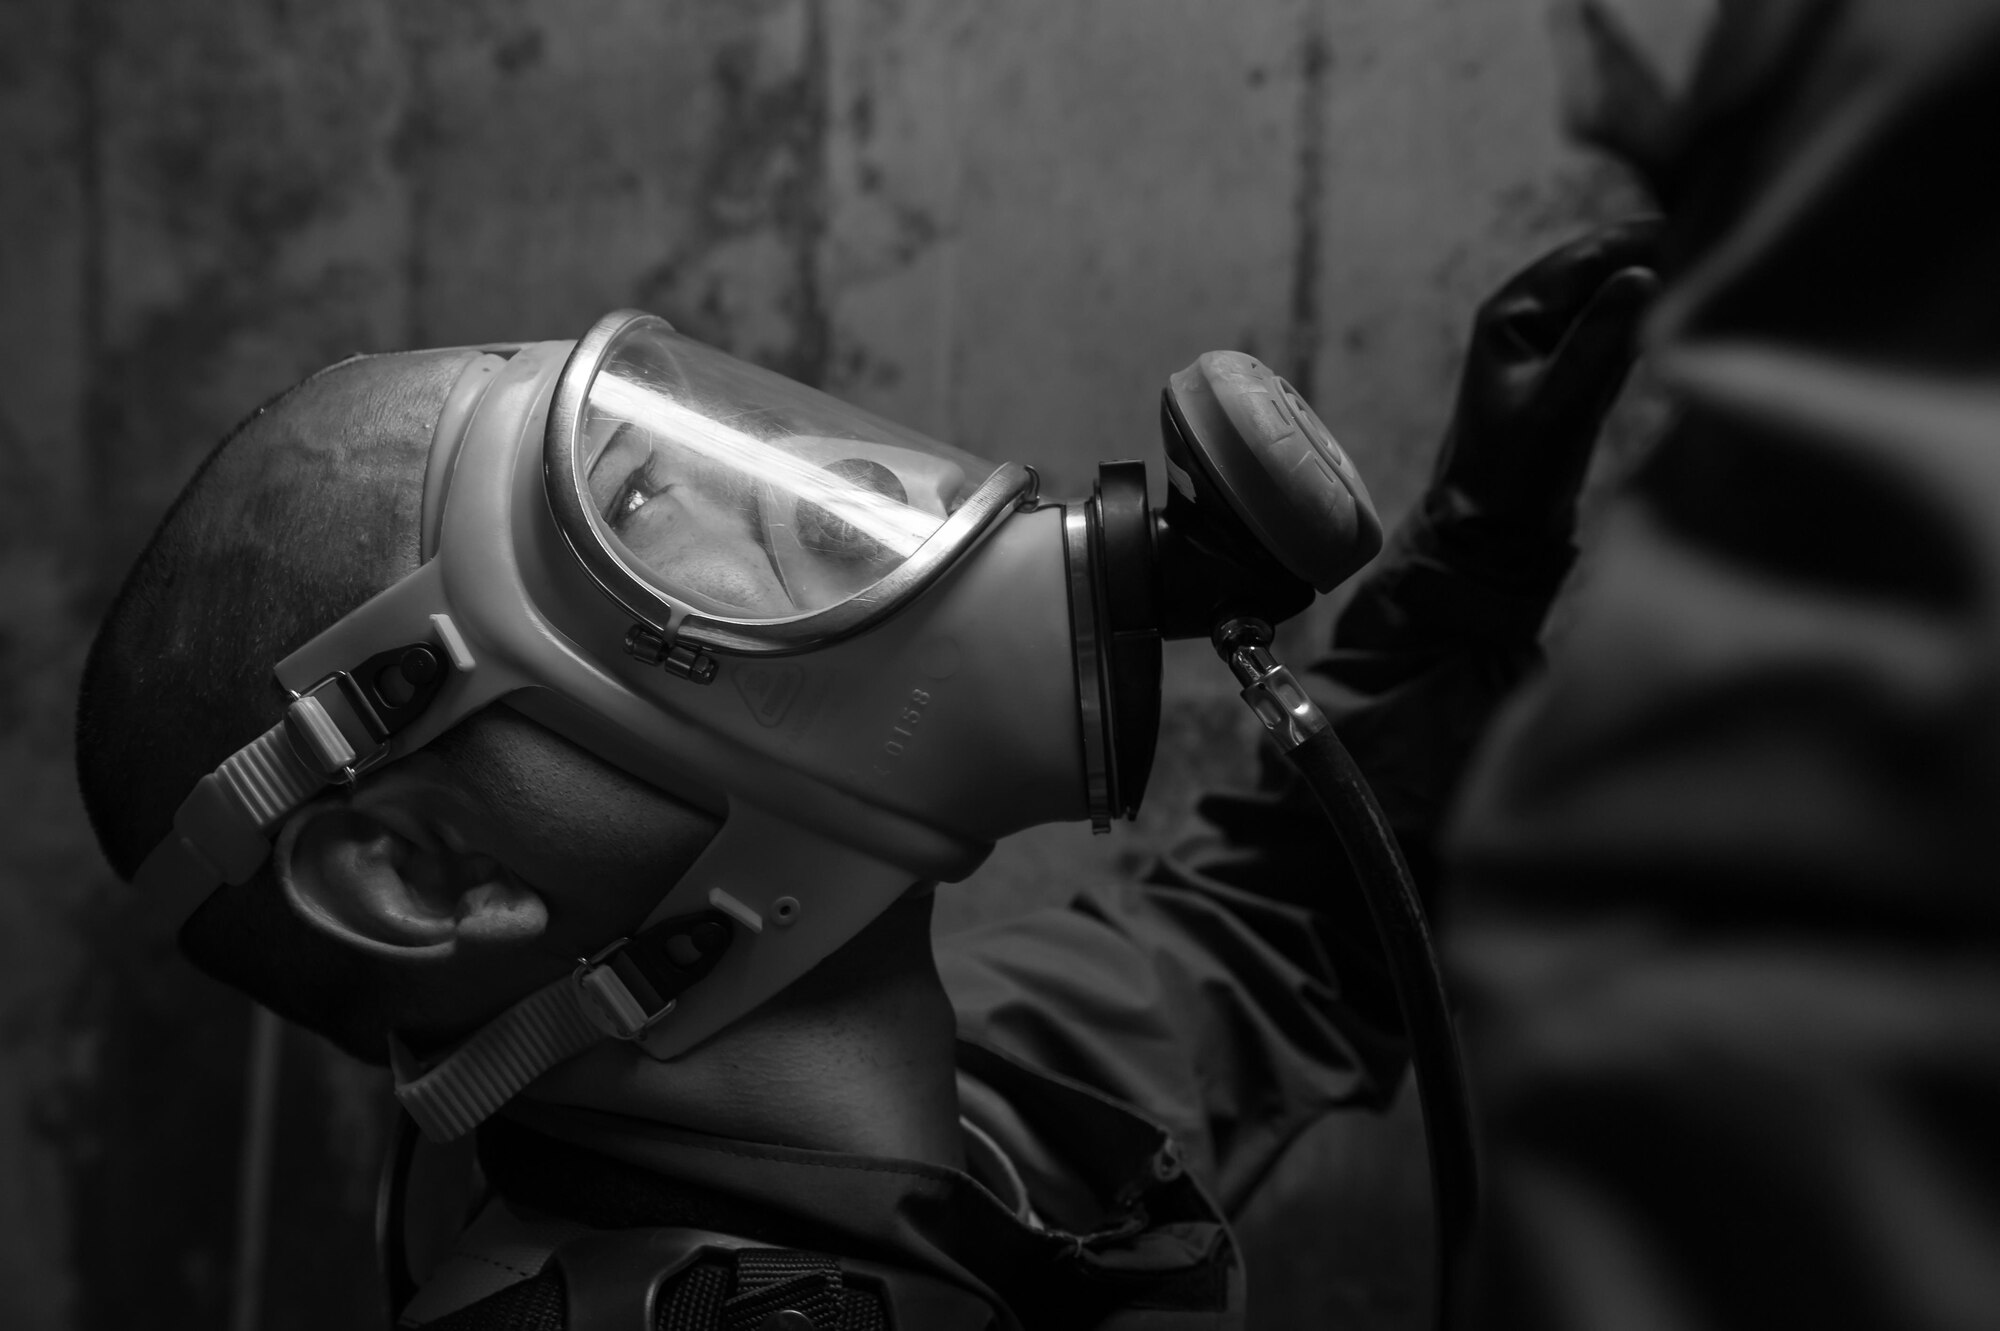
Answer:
[74, 0, 108, 601]
[650, 2, 833, 383]
[787, 0, 831, 388]
[398, 13, 433, 352]
[1287, 9, 1330, 405]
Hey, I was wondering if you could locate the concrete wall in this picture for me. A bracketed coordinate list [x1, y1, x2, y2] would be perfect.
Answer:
[0, 2, 1659, 1327]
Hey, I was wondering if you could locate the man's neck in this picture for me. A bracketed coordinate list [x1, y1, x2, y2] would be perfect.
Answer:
[524, 888, 966, 1171]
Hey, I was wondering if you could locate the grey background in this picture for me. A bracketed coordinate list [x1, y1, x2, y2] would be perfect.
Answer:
[0, 1, 1678, 1326]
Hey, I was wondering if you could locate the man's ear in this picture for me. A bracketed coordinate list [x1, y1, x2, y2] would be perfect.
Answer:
[275, 796, 549, 962]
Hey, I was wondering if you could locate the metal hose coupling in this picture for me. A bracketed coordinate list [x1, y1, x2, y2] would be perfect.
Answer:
[1212, 617, 1327, 752]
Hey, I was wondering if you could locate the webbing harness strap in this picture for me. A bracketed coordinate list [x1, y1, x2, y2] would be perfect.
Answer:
[565, 1243, 883, 1331]
[393, 911, 736, 1142]
[716, 1249, 871, 1331]
[654, 1248, 887, 1331]
[135, 619, 471, 930]
[131, 609, 737, 1146]
[410, 1237, 889, 1329]
[392, 982, 604, 1143]
[134, 689, 383, 928]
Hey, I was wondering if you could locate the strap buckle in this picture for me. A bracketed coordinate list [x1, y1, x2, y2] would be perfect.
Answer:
[573, 938, 677, 1040]
[286, 622, 469, 784]
[286, 675, 383, 785]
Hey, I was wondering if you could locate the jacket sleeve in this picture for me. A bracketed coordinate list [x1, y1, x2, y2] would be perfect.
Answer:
[1442, 5, 2000, 1326]
[940, 500, 1576, 1214]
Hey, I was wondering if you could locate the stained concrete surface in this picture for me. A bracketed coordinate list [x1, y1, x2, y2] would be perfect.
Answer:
[0, 2, 1674, 1327]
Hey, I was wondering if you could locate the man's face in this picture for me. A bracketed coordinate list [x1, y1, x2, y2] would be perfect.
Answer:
[570, 320, 991, 624]
[583, 418, 969, 620]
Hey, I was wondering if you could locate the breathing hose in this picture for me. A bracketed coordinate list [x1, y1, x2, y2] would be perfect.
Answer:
[1214, 617, 1477, 1328]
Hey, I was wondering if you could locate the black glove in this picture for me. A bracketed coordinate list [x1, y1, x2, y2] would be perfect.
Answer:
[1428, 218, 1664, 545]
[1178, 225, 1666, 1038]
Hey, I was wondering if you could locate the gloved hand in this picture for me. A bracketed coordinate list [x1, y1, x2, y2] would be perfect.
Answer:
[1428, 219, 1664, 543]
[1231, 225, 1664, 1001]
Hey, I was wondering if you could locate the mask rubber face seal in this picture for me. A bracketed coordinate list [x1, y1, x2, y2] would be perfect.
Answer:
[1087, 460, 1163, 821]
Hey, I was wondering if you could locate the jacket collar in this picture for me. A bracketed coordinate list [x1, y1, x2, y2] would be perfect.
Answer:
[489, 1037, 1240, 1328]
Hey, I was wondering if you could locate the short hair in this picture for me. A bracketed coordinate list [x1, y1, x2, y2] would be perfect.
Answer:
[76, 349, 478, 1059]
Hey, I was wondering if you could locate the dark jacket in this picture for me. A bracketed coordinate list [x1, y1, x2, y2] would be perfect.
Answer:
[1443, 4, 2000, 1326]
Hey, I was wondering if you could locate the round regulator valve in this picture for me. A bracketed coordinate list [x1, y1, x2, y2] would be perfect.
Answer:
[1165, 351, 1381, 592]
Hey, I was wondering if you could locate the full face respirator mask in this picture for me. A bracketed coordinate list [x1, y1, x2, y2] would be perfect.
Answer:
[135, 309, 1387, 1143]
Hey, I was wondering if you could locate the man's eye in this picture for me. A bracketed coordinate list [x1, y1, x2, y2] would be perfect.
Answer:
[606, 457, 668, 531]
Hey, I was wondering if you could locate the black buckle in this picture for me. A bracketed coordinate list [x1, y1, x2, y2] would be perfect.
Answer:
[283, 633, 460, 784]
[572, 910, 737, 1041]
[573, 937, 676, 1040]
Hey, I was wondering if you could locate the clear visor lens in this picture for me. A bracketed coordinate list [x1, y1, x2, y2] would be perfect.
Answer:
[579, 323, 997, 619]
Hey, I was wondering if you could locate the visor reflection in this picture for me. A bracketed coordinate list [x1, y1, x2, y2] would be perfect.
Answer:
[591, 374, 941, 560]
[572, 321, 991, 622]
